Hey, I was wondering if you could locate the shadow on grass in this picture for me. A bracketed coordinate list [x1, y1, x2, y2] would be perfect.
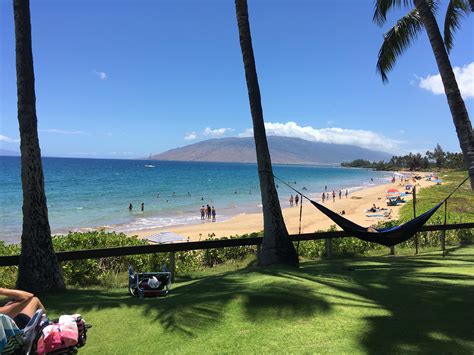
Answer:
[274, 248, 474, 354]
[42, 265, 331, 337]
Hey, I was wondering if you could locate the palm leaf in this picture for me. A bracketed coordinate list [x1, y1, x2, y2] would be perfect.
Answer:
[444, 0, 471, 53]
[376, 9, 423, 82]
[373, 0, 413, 26]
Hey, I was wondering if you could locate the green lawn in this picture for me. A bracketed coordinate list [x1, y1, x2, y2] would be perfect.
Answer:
[40, 245, 474, 354]
[399, 171, 474, 223]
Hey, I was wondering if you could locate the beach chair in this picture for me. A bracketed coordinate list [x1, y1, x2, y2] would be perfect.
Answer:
[128, 265, 171, 298]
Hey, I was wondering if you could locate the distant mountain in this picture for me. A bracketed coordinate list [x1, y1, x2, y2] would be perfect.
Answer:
[151, 137, 392, 165]
[0, 149, 20, 157]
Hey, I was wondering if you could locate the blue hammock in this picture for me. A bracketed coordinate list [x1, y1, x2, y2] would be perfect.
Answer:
[272, 174, 469, 247]
[309, 199, 442, 247]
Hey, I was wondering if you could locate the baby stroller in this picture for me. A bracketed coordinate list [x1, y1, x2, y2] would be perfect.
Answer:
[128, 265, 171, 298]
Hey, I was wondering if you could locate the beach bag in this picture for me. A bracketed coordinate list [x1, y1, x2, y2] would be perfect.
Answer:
[36, 315, 79, 354]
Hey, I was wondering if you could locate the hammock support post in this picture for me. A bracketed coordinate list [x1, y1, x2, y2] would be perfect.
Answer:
[413, 186, 418, 255]
[389, 246, 395, 255]
[442, 200, 447, 257]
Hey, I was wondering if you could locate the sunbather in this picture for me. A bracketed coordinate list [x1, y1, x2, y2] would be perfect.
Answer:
[0, 288, 46, 329]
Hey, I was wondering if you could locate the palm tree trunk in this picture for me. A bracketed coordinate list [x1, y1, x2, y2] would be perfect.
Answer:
[415, 0, 474, 190]
[235, 0, 298, 267]
[13, 0, 65, 292]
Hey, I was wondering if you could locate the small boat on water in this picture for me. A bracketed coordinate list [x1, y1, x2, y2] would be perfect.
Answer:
[144, 164, 155, 168]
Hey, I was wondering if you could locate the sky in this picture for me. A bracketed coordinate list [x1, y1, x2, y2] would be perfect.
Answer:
[0, 0, 473, 159]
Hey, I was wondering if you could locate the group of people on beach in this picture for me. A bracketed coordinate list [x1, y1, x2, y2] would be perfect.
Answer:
[320, 189, 348, 203]
[200, 204, 216, 222]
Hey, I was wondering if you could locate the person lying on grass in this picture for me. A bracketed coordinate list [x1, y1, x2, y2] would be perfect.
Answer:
[0, 287, 46, 329]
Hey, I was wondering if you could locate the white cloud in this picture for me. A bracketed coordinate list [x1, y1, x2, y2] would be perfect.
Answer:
[203, 127, 234, 137]
[417, 62, 474, 99]
[42, 129, 86, 135]
[184, 132, 197, 140]
[94, 71, 107, 80]
[0, 134, 20, 143]
[239, 121, 401, 153]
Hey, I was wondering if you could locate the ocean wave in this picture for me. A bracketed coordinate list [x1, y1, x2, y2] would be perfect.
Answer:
[114, 215, 202, 232]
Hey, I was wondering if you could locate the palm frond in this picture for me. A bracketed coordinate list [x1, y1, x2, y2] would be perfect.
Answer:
[444, 0, 471, 53]
[376, 8, 423, 83]
[373, 0, 413, 26]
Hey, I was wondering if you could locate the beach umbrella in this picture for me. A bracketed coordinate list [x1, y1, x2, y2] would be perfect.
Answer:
[386, 188, 399, 194]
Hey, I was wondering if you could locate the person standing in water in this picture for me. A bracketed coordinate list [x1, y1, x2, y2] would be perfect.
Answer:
[345, 189, 348, 198]
[339, 190, 342, 199]
[289, 195, 294, 207]
[295, 194, 299, 207]
[332, 191, 336, 202]
[322, 193, 325, 203]
[211, 206, 216, 221]
[129, 203, 133, 211]
[200, 206, 205, 220]
[141, 202, 144, 212]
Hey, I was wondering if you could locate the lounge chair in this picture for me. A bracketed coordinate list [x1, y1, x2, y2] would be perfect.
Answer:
[128, 265, 171, 298]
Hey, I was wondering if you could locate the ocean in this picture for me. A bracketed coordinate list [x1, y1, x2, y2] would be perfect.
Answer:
[0, 156, 392, 243]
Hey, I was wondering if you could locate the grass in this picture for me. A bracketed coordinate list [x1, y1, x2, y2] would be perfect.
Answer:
[38, 244, 474, 354]
[399, 171, 474, 223]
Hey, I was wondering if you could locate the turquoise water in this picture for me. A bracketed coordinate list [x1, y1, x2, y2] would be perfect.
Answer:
[0, 157, 392, 243]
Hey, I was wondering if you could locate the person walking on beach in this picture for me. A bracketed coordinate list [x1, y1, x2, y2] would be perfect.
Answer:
[211, 206, 216, 222]
[345, 189, 348, 198]
[339, 190, 342, 199]
[141, 202, 144, 211]
[322, 193, 325, 203]
[200, 206, 205, 220]
[295, 194, 299, 206]
[332, 191, 336, 202]
[129, 203, 133, 211]
[289, 195, 294, 207]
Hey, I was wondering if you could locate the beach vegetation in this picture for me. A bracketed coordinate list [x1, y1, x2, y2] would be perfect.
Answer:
[12, 0, 65, 292]
[234, 0, 298, 267]
[374, 0, 474, 190]
[341, 144, 465, 171]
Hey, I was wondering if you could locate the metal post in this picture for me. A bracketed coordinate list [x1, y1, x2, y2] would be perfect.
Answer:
[390, 246, 395, 255]
[169, 251, 176, 282]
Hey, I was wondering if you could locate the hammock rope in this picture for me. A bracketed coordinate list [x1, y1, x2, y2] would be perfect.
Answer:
[266, 172, 469, 247]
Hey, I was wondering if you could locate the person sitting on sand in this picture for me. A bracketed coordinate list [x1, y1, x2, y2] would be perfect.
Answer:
[0, 288, 46, 329]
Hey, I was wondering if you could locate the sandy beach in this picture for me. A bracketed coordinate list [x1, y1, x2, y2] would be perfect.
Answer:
[127, 174, 435, 241]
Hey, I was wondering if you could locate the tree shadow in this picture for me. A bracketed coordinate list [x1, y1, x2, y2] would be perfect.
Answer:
[41, 265, 331, 337]
[275, 248, 474, 354]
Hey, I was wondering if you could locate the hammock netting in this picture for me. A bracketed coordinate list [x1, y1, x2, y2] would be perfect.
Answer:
[273, 174, 468, 247]
[309, 199, 443, 247]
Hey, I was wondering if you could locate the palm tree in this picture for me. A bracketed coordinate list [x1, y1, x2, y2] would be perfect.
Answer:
[234, 0, 298, 267]
[13, 0, 65, 292]
[374, 0, 474, 190]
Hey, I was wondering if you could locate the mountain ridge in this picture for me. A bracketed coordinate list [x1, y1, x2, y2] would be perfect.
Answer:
[151, 136, 392, 165]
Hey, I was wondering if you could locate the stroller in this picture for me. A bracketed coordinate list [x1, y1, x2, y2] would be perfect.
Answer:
[128, 265, 171, 298]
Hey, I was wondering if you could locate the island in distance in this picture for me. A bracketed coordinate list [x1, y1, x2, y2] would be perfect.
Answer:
[150, 136, 392, 165]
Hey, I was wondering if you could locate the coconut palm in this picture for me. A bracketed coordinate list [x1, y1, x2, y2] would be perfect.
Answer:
[13, 0, 65, 292]
[374, 0, 474, 190]
[234, 0, 298, 267]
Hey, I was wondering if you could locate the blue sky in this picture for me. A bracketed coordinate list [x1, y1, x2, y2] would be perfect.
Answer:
[1, 0, 473, 159]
